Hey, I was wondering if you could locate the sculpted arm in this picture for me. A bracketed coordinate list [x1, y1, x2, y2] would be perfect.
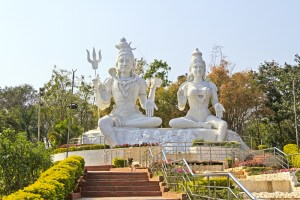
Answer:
[177, 83, 187, 111]
[209, 82, 225, 118]
[93, 78, 112, 110]
[138, 78, 158, 117]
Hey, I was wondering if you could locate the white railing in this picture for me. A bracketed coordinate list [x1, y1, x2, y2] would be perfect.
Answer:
[144, 148, 257, 200]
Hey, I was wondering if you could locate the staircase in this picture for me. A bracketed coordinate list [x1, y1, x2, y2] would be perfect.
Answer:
[80, 168, 163, 198]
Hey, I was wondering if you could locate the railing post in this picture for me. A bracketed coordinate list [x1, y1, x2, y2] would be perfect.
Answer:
[209, 144, 212, 165]
[227, 175, 230, 200]
[207, 176, 211, 197]
[214, 181, 216, 198]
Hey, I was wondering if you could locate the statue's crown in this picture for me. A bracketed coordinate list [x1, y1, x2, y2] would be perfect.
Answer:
[115, 37, 136, 56]
[191, 48, 205, 67]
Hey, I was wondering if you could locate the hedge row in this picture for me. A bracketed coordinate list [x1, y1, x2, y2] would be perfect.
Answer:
[53, 144, 110, 154]
[3, 156, 85, 200]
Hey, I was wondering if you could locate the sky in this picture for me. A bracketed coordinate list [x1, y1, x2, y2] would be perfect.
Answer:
[0, 0, 299, 89]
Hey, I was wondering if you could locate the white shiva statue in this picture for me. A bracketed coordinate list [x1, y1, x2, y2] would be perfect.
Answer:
[92, 38, 162, 146]
[169, 48, 228, 142]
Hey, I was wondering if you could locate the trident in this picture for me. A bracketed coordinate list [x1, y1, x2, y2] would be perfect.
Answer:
[86, 47, 102, 77]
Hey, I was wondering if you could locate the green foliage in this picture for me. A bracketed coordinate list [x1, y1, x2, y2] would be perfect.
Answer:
[3, 156, 84, 200]
[113, 158, 127, 168]
[245, 167, 267, 175]
[0, 129, 52, 196]
[295, 170, 300, 182]
[143, 59, 171, 87]
[52, 144, 110, 154]
[192, 139, 205, 146]
[258, 144, 268, 150]
[0, 85, 37, 140]
[41, 67, 98, 146]
[176, 177, 236, 199]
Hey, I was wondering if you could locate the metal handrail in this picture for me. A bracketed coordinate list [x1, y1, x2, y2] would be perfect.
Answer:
[146, 147, 256, 200]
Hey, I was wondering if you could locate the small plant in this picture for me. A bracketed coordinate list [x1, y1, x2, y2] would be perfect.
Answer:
[127, 158, 133, 166]
[226, 157, 233, 168]
[258, 144, 267, 150]
[192, 139, 205, 146]
[113, 158, 127, 168]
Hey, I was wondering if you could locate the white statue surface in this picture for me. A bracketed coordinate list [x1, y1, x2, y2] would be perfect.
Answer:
[92, 38, 162, 146]
[88, 39, 247, 149]
[169, 49, 227, 141]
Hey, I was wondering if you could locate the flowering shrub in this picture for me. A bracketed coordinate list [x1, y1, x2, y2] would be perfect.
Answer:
[233, 155, 266, 167]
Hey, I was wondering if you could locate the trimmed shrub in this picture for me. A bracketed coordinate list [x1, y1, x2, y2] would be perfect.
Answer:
[3, 156, 84, 200]
[113, 158, 127, 168]
[2, 190, 43, 200]
[52, 144, 110, 154]
[283, 144, 298, 155]
[283, 144, 300, 167]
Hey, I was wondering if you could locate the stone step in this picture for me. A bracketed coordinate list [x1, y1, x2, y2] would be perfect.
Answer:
[81, 185, 160, 192]
[86, 178, 150, 182]
[87, 172, 148, 175]
[85, 165, 113, 171]
[81, 191, 162, 197]
[80, 181, 160, 187]
[87, 174, 148, 179]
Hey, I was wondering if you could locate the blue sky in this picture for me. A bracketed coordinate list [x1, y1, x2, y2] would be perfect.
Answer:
[0, 0, 299, 89]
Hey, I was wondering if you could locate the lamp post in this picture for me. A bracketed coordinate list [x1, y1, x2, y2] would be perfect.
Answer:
[66, 69, 78, 158]
[37, 87, 44, 142]
[293, 79, 298, 148]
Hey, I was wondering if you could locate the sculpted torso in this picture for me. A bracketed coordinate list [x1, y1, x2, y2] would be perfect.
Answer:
[169, 48, 228, 141]
[92, 38, 162, 146]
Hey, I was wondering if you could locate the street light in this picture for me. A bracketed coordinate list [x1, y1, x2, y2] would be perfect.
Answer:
[37, 87, 45, 142]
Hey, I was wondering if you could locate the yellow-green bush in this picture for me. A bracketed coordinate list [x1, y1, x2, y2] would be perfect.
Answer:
[3, 156, 84, 200]
[283, 144, 298, 154]
[283, 144, 300, 167]
[2, 190, 43, 200]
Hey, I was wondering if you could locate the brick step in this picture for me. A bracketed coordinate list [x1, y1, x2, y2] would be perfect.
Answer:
[81, 191, 162, 197]
[81, 185, 160, 192]
[87, 175, 148, 179]
[80, 181, 159, 187]
[86, 178, 150, 182]
[85, 165, 113, 171]
[87, 172, 148, 175]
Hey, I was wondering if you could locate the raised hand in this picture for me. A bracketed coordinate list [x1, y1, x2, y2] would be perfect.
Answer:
[214, 103, 225, 119]
[145, 99, 158, 117]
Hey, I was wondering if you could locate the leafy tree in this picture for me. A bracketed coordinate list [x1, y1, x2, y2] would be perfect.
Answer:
[0, 85, 37, 140]
[143, 59, 171, 87]
[154, 75, 188, 127]
[256, 58, 300, 148]
[0, 129, 52, 196]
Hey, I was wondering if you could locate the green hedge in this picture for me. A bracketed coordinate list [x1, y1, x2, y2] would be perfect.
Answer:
[52, 144, 110, 154]
[3, 156, 84, 200]
[113, 158, 127, 168]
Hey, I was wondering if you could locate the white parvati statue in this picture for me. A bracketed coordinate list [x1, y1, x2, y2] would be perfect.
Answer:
[169, 48, 228, 141]
[93, 38, 162, 146]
